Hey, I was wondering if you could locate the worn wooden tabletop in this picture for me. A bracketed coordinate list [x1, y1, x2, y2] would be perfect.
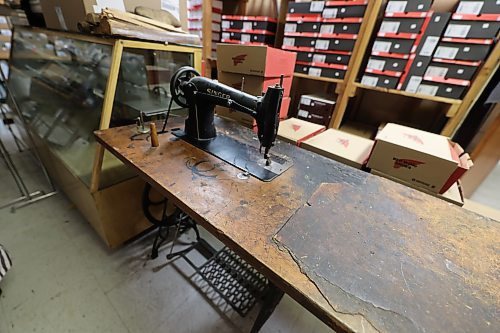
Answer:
[95, 117, 499, 333]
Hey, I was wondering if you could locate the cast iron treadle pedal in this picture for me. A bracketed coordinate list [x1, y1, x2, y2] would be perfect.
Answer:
[182, 247, 269, 316]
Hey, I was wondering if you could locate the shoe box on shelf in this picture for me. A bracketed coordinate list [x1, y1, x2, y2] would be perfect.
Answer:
[188, 0, 222, 59]
[296, 94, 337, 127]
[277, 117, 326, 146]
[361, 0, 498, 99]
[282, 1, 368, 80]
[221, 15, 277, 46]
[215, 44, 296, 129]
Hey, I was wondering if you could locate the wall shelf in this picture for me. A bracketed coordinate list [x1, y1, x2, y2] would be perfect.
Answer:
[294, 73, 343, 84]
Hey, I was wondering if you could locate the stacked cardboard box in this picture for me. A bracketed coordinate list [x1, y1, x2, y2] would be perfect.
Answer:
[282, 0, 368, 80]
[362, 0, 499, 99]
[221, 15, 277, 46]
[296, 94, 336, 126]
[187, 0, 221, 59]
[277, 117, 325, 145]
[215, 44, 296, 129]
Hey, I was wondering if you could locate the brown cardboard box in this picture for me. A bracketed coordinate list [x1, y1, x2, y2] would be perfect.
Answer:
[297, 94, 336, 127]
[216, 97, 290, 128]
[277, 118, 325, 146]
[40, 0, 188, 32]
[367, 123, 473, 194]
[371, 169, 464, 207]
[217, 43, 296, 77]
[302, 129, 374, 169]
[217, 71, 293, 97]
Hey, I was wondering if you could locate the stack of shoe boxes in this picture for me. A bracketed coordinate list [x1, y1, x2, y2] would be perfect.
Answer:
[282, 0, 368, 80]
[187, 0, 222, 59]
[221, 15, 277, 46]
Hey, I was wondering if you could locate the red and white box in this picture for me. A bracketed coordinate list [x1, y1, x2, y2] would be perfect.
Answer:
[277, 118, 325, 146]
[367, 123, 473, 194]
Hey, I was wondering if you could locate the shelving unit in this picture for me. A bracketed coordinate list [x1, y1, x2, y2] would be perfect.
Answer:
[201, 0, 499, 138]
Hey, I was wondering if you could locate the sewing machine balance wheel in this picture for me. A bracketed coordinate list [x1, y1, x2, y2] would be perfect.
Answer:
[170, 66, 200, 108]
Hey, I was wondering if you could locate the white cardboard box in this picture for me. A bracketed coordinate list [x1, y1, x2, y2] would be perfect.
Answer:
[277, 118, 325, 146]
[367, 123, 473, 194]
[301, 129, 374, 169]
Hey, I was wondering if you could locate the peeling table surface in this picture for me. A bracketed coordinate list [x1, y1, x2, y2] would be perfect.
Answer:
[95, 117, 499, 333]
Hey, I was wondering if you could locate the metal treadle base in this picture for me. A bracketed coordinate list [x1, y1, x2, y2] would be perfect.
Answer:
[172, 130, 293, 182]
[182, 247, 268, 317]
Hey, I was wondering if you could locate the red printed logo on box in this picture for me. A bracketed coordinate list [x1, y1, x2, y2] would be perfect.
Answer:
[404, 133, 424, 144]
[292, 124, 301, 132]
[392, 158, 425, 169]
[232, 54, 247, 66]
[337, 138, 349, 148]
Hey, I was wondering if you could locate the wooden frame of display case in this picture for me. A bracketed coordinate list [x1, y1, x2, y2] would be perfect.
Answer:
[201, 0, 499, 137]
[11, 28, 202, 248]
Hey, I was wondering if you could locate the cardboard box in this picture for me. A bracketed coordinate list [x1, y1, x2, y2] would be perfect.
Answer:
[221, 31, 275, 45]
[320, 19, 362, 34]
[277, 117, 325, 146]
[297, 94, 336, 126]
[302, 128, 374, 169]
[288, 1, 326, 15]
[315, 35, 357, 52]
[425, 59, 479, 80]
[217, 43, 296, 77]
[295, 63, 346, 79]
[444, 20, 500, 39]
[322, 1, 367, 18]
[217, 71, 293, 97]
[216, 97, 290, 128]
[372, 37, 415, 54]
[378, 16, 427, 35]
[384, 0, 433, 13]
[455, 1, 500, 15]
[40, 0, 188, 32]
[367, 123, 473, 194]
[283, 35, 317, 48]
[284, 18, 322, 33]
[415, 76, 470, 99]
[361, 70, 401, 89]
[434, 38, 493, 61]
[371, 169, 465, 206]
[367, 55, 408, 72]
[222, 15, 277, 33]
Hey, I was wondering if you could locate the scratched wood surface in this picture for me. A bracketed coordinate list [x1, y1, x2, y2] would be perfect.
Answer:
[275, 182, 499, 333]
[95, 117, 498, 333]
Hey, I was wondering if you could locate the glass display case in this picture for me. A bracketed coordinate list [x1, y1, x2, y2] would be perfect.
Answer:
[8, 27, 202, 247]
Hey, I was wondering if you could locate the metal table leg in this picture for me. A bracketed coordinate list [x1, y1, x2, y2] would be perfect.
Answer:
[250, 283, 284, 333]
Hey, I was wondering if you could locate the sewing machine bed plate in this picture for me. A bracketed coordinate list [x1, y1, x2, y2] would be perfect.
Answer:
[171, 129, 293, 182]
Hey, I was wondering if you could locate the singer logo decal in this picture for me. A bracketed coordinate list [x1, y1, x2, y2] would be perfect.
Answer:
[393, 158, 425, 169]
[337, 138, 349, 148]
[292, 124, 301, 132]
[232, 54, 247, 65]
[404, 133, 424, 144]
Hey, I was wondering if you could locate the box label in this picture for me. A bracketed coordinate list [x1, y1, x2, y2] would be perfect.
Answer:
[0, 29, 11, 36]
[367, 59, 386, 71]
[380, 21, 400, 34]
[435, 46, 459, 59]
[320, 24, 335, 34]
[241, 34, 251, 42]
[309, 67, 322, 76]
[385, 1, 407, 13]
[361, 75, 379, 87]
[243, 22, 253, 30]
[301, 97, 312, 105]
[417, 84, 438, 96]
[405, 76, 422, 93]
[425, 66, 448, 78]
[456, 1, 483, 15]
[0, 17, 7, 24]
[419, 36, 440, 56]
[373, 41, 392, 53]
[222, 32, 230, 39]
[310, 1, 325, 12]
[285, 23, 297, 33]
[313, 54, 326, 63]
[283, 37, 295, 46]
[298, 110, 310, 118]
[315, 39, 330, 50]
[445, 24, 471, 38]
[222, 21, 230, 29]
[323, 8, 338, 19]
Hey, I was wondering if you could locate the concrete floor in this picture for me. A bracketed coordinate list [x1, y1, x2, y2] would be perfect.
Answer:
[0, 124, 332, 332]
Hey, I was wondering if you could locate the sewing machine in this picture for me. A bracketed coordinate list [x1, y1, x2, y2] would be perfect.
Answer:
[169, 66, 293, 181]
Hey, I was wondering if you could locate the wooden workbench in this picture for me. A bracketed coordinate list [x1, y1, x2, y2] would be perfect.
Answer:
[95, 117, 499, 333]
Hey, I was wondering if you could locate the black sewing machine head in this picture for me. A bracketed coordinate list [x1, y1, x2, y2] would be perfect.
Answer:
[170, 66, 284, 162]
